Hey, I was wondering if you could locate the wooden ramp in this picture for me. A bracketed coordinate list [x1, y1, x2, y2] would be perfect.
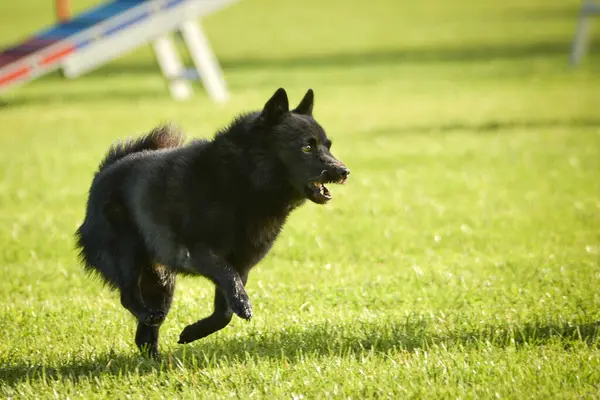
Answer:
[0, 0, 237, 101]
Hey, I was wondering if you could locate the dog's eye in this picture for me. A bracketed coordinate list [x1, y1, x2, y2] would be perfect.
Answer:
[302, 145, 312, 153]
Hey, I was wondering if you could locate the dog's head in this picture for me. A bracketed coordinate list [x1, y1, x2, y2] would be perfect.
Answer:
[257, 88, 349, 204]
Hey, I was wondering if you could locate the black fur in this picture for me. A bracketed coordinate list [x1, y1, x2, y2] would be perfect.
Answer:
[75, 88, 350, 358]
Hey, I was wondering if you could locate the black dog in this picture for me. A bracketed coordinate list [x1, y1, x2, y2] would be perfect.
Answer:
[75, 88, 349, 358]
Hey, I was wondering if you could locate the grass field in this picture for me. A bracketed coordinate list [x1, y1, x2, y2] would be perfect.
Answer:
[1, 0, 600, 398]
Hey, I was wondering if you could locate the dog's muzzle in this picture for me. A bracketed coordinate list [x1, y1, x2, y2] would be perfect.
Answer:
[305, 163, 350, 204]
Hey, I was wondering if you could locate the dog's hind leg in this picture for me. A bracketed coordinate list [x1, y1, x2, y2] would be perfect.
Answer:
[77, 223, 157, 323]
[134, 264, 176, 358]
[135, 324, 161, 358]
[109, 234, 168, 328]
[177, 273, 248, 344]
[114, 242, 153, 323]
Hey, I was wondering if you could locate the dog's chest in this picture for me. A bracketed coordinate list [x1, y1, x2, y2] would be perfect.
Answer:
[231, 214, 286, 270]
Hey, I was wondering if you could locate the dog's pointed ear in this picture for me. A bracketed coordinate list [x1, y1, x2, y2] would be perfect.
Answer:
[260, 88, 289, 123]
[293, 89, 314, 116]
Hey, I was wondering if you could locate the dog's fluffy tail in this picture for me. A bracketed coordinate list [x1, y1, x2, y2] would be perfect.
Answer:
[98, 124, 186, 172]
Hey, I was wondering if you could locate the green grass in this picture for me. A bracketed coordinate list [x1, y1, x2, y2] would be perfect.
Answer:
[1, 0, 600, 398]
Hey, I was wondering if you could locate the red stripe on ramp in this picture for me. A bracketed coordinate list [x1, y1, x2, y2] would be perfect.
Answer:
[40, 46, 74, 65]
[0, 66, 30, 86]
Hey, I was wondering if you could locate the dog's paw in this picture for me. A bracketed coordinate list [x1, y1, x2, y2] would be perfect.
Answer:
[138, 343, 161, 360]
[231, 297, 253, 320]
[178, 325, 198, 344]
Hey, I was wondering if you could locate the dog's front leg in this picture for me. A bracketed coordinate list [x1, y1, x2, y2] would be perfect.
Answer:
[179, 245, 252, 334]
[178, 272, 249, 344]
[194, 249, 251, 320]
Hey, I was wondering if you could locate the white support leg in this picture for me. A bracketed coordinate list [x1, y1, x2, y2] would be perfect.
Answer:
[571, 11, 592, 65]
[152, 34, 193, 100]
[180, 19, 228, 103]
[570, 1, 600, 65]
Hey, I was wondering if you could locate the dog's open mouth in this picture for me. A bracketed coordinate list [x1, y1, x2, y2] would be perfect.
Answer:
[305, 177, 347, 204]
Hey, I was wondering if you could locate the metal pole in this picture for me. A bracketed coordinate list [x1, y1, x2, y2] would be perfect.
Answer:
[56, 0, 71, 22]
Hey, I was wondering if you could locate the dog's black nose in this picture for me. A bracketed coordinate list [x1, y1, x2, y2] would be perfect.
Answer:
[338, 166, 350, 179]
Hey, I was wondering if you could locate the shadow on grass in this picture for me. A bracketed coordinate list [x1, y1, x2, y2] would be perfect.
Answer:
[0, 86, 170, 109]
[505, 5, 580, 21]
[371, 117, 600, 136]
[220, 41, 589, 71]
[84, 40, 595, 75]
[1, 318, 598, 386]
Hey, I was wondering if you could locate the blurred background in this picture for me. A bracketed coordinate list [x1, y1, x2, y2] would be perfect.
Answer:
[1, 0, 598, 111]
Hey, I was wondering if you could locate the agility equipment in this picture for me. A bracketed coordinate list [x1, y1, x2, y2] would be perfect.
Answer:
[0, 0, 237, 101]
[571, 1, 599, 65]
